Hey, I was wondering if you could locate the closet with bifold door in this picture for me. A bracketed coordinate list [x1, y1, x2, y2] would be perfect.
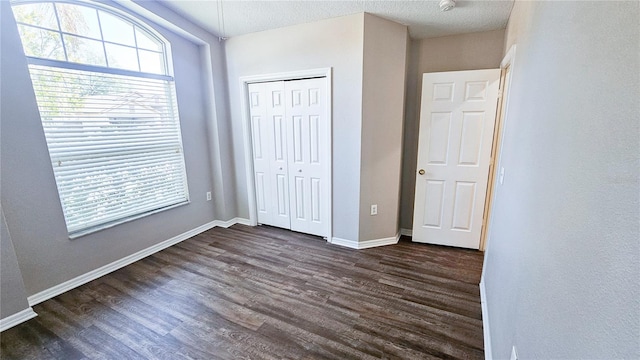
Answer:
[248, 77, 328, 237]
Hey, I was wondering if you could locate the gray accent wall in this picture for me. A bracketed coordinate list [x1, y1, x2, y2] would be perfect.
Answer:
[399, 29, 505, 231]
[224, 13, 408, 243]
[359, 14, 407, 241]
[130, 0, 238, 222]
[224, 14, 366, 242]
[0, 208, 30, 319]
[483, 1, 639, 358]
[1, 1, 222, 297]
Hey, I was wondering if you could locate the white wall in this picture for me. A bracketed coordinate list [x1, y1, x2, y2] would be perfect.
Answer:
[359, 14, 407, 241]
[0, 1, 225, 298]
[224, 14, 365, 241]
[399, 30, 505, 231]
[483, 1, 639, 358]
[0, 208, 30, 319]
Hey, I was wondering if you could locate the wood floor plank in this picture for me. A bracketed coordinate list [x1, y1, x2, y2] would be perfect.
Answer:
[1, 225, 484, 359]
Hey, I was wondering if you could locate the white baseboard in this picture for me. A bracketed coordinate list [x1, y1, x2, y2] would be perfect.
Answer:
[0, 307, 37, 332]
[400, 228, 412, 237]
[480, 279, 493, 360]
[330, 237, 358, 249]
[27, 218, 250, 307]
[331, 233, 400, 250]
[224, 217, 252, 227]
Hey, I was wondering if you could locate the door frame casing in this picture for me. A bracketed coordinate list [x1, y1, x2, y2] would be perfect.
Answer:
[479, 45, 517, 251]
[479, 45, 516, 360]
[239, 68, 333, 241]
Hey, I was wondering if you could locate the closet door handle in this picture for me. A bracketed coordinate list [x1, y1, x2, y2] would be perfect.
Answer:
[298, 169, 302, 173]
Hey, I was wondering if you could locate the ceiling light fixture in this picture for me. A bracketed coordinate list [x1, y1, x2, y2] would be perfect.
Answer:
[439, 0, 456, 12]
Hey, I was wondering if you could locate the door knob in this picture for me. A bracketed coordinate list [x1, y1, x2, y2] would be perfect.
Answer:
[279, 167, 283, 170]
[298, 169, 302, 173]
[418, 169, 425, 175]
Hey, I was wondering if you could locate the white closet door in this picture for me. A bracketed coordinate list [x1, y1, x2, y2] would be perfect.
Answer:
[248, 78, 328, 237]
[285, 78, 327, 237]
[265, 82, 292, 229]
[248, 82, 271, 226]
[248, 81, 291, 229]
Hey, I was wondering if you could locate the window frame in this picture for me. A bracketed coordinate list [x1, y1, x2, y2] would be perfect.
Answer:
[11, 0, 192, 238]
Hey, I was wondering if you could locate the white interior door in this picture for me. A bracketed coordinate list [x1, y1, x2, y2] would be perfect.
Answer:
[248, 81, 291, 229]
[248, 78, 328, 237]
[285, 78, 327, 237]
[412, 69, 500, 249]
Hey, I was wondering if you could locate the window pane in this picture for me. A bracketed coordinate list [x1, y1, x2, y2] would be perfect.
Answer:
[56, 3, 101, 40]
[17, 24, 65, 60]
[64, 34, 106, 66]
[98, 11, 135, 46]
[139, 50, 165, 75]
[28, 65, 188, 236]
[12, 3, 58, 30]
[105, 43, 139, 71]
[135, 27, 162, 51]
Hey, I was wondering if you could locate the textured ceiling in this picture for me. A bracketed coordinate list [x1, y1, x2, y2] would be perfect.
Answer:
[157, 0, 514, 39]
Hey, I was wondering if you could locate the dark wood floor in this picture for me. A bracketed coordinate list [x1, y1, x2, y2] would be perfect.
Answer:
[0, 225, 485, 360]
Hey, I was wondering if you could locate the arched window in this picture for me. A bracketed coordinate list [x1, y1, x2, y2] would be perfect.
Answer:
[11, 0, 190, 237]
[12, 0, 169, 74]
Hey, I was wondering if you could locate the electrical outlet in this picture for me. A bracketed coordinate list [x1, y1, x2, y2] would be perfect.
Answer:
[206, 191, 212, 201]
[510, 346, 518, 360]
[370, 204, 378, 216]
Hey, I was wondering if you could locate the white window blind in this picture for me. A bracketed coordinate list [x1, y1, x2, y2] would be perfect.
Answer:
[29, 64, 189, 237]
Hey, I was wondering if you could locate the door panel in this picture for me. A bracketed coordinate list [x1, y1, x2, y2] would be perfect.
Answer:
[422, 179, 445, 228]
[309, 116, 320, 163]
[271, 88, 283, 107]
[465, 81, 489, 101]
[248, 83, 272, 225]
[412, 69, 500, 249]
[264, 82, 291, 229]
[432, 82, 455, 101]
[311, 177, 321, 222]
[255, 172, 267, 213]
[285, 78, 327, 237]
[248, 82, 291, 229]
[292, 115, 304, 163]
[273, 115, 286, 161]
[251, 116, 264, 160]
[427, 112, 451, 164]
[458, 112, 485, 166]
[451, 181, 476, 231]
[275, 174, 288, 216]
[293, 176, 305, 220]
